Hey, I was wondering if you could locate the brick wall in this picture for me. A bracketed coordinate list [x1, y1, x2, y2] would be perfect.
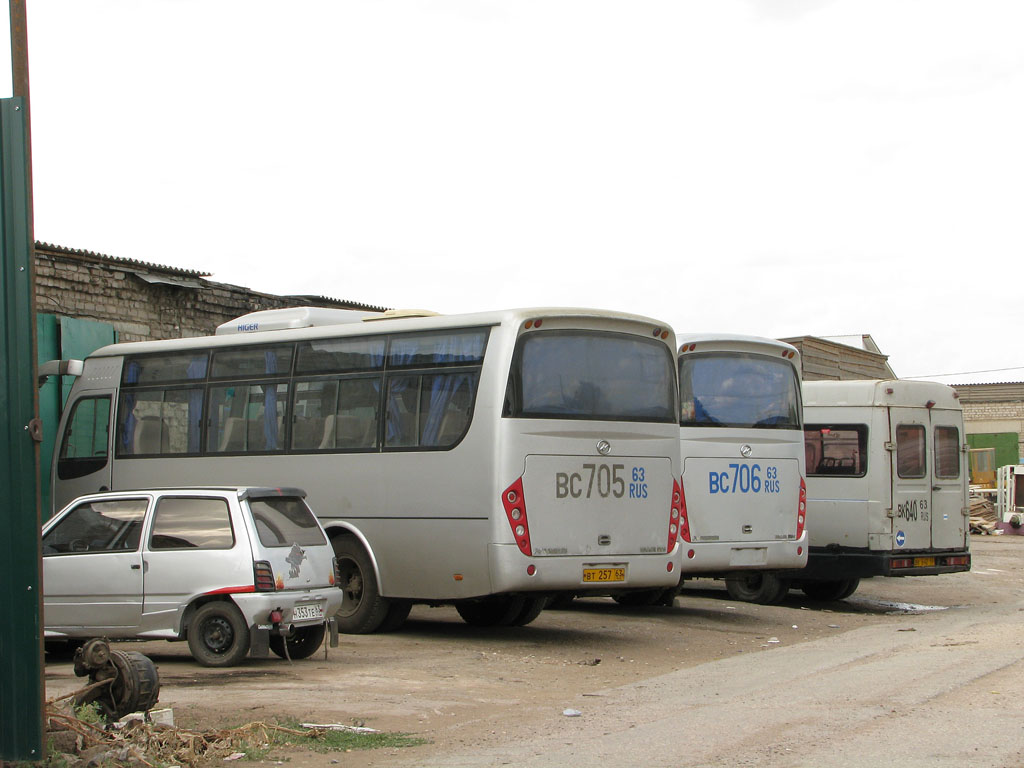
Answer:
[35, 243, 385, 342]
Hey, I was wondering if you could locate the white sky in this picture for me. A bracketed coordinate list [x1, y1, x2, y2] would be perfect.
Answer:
[20, 0, 1024, 384]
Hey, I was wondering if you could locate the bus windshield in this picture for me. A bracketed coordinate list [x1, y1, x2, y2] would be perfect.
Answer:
[506, 331, 676, 422]
[679, 352, 800, 429]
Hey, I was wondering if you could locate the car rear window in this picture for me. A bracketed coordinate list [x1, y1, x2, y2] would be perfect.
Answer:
[249, 497, 328, 547]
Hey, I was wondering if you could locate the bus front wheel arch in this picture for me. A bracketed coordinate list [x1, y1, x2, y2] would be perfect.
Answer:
[331, 536, 391, 634]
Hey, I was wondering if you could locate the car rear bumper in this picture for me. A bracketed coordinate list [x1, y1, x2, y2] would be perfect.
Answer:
[233, 587, 343, 629]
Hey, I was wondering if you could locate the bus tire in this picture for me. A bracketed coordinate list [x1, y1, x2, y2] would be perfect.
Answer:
[188, 601, 251, 667]
[332, 537, 391, 634]
[613, 589, 666, 607]
[508, 596, 547, 627]
[456, 595, 526, 627]
[269, 624, 326, 660]
[801, 578, 860, 601]
[377, 600, 413, 633]
[546, 592, 576, 609]
[724, 573, 789, 605]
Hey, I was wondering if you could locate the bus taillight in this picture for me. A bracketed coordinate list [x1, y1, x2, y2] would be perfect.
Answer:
[670, 478, 690, 549]
[501, 478, 533, 556]
[797, 477, 806, 539]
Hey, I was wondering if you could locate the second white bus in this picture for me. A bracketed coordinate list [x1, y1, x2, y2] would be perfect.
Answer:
[50, 307, 685, 632]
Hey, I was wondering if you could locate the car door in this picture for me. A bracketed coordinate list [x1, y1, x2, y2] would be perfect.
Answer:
[889, 409, 932, 551]
[42, 495, 148, 632]
[140, 494, 247, 634]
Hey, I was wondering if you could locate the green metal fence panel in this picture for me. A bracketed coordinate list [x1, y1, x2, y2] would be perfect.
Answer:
[37, 312, 58, 517]
[0, 97, 44, 761]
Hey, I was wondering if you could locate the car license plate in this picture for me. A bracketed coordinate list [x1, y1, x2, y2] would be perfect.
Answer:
[291, 604, 324, 621]
[913, 557, 936, 567]
[582, 567, 626, 583]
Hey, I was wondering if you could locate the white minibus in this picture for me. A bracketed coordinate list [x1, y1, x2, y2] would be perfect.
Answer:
[674, 334, 808, 604]
[800, 379, 971, 600]
[50, 307, 684, 632]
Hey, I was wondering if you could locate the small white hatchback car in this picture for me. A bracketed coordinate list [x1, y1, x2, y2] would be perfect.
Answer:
[42, 487, 344, 667]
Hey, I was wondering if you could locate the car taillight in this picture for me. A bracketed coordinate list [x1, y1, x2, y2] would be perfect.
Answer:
[797, 477, 806, 539]
[254, 560, 276, 592]
[501, 477, 532, 556]
[331, 556, 340, 586]
[668, 478, 686, 550]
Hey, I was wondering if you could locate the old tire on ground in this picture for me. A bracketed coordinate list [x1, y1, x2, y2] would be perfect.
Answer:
[456, 595, 526, 627]
[724, 573, 789, 605]
[801, 578, 860, 601]
[333, 537, 391, 634]
[508, 596, 547, 627]
[377, 600, 413, 632]
[269, 624, 326, 660]
[188, 601, 250, 667]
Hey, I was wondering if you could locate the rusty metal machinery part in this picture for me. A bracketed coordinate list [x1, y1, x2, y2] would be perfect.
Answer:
[72, 640, 160, 719]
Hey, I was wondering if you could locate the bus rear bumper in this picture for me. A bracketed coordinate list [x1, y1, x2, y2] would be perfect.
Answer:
[801, 547, 972, 580]
[676, 531, 809, 577]
[488, 543, 682, 593]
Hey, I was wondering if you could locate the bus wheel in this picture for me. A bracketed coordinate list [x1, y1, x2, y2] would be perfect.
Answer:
[377, 600, 413, 633]
[613, 589, 666, 607]
[269, 624, 326, 660]
[801, 578, 860, 601]
[546, 592, 576, 610]
[332, 537, 391, 634]
[456, 596, 526, 627]
[725, 573, 789, 605]
[508, 596, 547, 627]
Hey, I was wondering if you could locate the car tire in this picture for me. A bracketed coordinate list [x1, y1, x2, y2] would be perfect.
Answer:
[332, 537, 391, 634]
[724, 573, 790, 605]
[188, 601, 251, 667]
[269, 624, 326, 660]
[801, 578, 860, 601]
[456, 595, 526, 626]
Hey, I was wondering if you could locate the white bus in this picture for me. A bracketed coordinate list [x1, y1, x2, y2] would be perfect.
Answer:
[675, 334, 808, 605]
[800, 379, 971, 600]
[50, 307, 684, 632]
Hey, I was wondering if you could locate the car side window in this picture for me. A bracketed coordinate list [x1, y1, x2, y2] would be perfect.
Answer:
[42, 499, 147, 555]
[149, 497, 235, 550]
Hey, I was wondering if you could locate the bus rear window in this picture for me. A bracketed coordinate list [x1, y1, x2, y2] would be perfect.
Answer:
[505, 331, 676, 423]
[679, 353, 800, 429]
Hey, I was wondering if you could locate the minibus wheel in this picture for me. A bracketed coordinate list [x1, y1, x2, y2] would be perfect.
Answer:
[724, 573, 789, 605]
[332, 537, 391, 633]
[801, 578, 860, 601]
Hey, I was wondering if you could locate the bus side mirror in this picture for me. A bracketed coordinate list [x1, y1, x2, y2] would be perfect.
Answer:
[38, 358, 84, 387]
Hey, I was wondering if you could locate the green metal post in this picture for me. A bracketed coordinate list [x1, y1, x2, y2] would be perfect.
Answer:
[0, 96, 44, 761]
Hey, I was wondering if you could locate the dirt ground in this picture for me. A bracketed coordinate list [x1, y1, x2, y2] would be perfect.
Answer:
[44, 534, 1019, 766]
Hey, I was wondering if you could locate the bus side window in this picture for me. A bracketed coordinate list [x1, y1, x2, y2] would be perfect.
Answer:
[58, 396, 112, 480]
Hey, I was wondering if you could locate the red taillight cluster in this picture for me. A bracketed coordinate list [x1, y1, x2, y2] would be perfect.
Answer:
[797, 478, 806, 539]
[331, 556, 340, 586]
[501, 478, 532, 555]
[946, 555, 970, 567]
[254, 560, 276, 592]
[891, 558, 913, 569]
[671, 477, 690, 547]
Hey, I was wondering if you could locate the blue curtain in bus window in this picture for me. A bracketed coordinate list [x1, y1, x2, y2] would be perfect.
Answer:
[264, 350, 279, 450]
[120, 361, 141, 454]
[186, 356, 208, 453]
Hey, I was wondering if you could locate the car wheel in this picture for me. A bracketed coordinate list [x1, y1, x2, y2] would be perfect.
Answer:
[456, 595, 526, 626]
[332, 537, 391, 633]
[801, 578, 860, 601]
[188, 601, 250, 667]
[725, 573, 789, 605]
[269, 624, 326, 660]
[507, 596, 547, 627]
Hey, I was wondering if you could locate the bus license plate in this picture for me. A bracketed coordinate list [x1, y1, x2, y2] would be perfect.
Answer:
[291, 604, 324, 621]
[582, 567, 626, 583]
[913, 557, 936, 567]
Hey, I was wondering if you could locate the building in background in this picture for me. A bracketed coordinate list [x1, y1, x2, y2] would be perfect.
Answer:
[779, 334, 895, 381]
